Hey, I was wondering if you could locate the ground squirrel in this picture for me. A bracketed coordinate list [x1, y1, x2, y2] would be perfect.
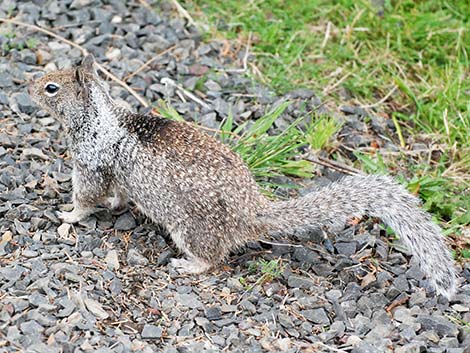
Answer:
[29, 55, 458, 298]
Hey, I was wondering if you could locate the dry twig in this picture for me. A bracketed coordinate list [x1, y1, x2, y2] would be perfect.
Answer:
[170, 0, 197, 28]
[224, 32, 253, 73]
[161, 77, 210, 109]
[359, 85, 397, 109]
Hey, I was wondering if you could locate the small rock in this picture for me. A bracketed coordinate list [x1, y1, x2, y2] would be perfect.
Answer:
[395, 343, 426, 353]
[20, 320, 44, 334]
[1, 265, 26, 282]
[335, 242, 357, 256]
[0, 72, 13, 88]
[451, 304, 469, 312]
[416, 315, 459, 337]
[213, 98, 230, 117]
[127, 248, 149, 266]
[226, 277, 244, 290]
[105, 47, 121, 61]
[351, 342, 379, 353]
[205, 80, 221, 91]
[287, 275, 315, 289]
[176, 293, 203, 309]
[114, 212, 136, 231]
[244, 328, 261, 337]
[440, 337, 459, 348]
[11, 92, 34, 114]
[393, 307, 415, 325]
[285, 88, 315, 99]
[84, 298, 109, 320]
[326, 290, 343, 302]
[7, 326, 21, 340]
[301, 308, 330, 325]
[346, 335, 362, 346]
[274, 337, 291, 351]
[156, 249, 174, 266]
[141, 324, 163, 339]
[239, 299, 256, 314]
[293, 247, 320, 264]
[21, 147, 49, 160]
[48, 41, 71, 52]
[20, 49, 37, 65]
[195, 317, 212, 332]
[57, 223, 71, 237]
[205, 306, 222, 320]
[109, 277, 122, 295]
[70, 0, 94, 9]
[105, 249, 120, 270]
[22, 250, 38, 258]
[278, 313, 294, 328]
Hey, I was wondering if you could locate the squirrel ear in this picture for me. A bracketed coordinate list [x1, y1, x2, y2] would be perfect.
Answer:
[81, 54, 96, 73]
[75, 54, 96, 100]
[75, 67, 90, 100]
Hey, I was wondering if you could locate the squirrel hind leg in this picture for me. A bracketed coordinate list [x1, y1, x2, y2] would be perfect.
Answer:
[170, 257, 213, 274]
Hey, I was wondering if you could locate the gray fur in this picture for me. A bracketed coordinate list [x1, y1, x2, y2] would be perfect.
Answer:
[29, 55, 458, 298]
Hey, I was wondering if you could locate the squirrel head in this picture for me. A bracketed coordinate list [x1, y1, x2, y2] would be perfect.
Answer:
[29, 55, 106, 125]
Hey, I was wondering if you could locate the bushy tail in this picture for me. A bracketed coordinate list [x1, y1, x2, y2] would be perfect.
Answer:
[259, 175, 457, 299]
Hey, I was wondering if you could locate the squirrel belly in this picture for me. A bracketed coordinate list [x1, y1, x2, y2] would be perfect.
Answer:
[259, 174, 458, 299]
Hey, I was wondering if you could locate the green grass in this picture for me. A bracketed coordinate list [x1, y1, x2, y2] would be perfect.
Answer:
[186, 0, 470, 148]
[0, 25, 39, 53]
[180, 0, 470, 247]
[238, 258, 285, 290]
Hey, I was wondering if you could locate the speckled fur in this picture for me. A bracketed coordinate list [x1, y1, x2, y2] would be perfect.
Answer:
[29, 56, 458, 298]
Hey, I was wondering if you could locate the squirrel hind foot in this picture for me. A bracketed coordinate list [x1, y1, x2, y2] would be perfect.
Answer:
[58, 207, 94, 224]
[170, 257, 212, 274]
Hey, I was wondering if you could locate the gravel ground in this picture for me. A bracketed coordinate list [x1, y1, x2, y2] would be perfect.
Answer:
[0, 1, 469, 352]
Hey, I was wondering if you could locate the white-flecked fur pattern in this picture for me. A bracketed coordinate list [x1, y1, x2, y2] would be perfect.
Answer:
[28, 55, 458, 299]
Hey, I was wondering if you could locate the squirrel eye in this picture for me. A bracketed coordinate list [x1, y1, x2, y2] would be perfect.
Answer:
[44, 83, 60, 96]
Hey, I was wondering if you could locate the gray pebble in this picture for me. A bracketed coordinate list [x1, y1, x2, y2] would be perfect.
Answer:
[11, 92, 35, 114]
[335, 242, 357, 256]
[20, 320, 44, 334]
[176, 293, 203, 309]
[141, 324, 163, 339]
[287, 275, 315, 289]
[114, 212, 136, 230]
[301, 308, 330, 325]
[416, 315, 459, 337]
[127, 248, 149, 266]
[205, 306, 222, 320]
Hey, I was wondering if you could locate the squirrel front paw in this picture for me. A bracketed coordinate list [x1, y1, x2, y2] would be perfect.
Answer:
[58, 208, 92, 224]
